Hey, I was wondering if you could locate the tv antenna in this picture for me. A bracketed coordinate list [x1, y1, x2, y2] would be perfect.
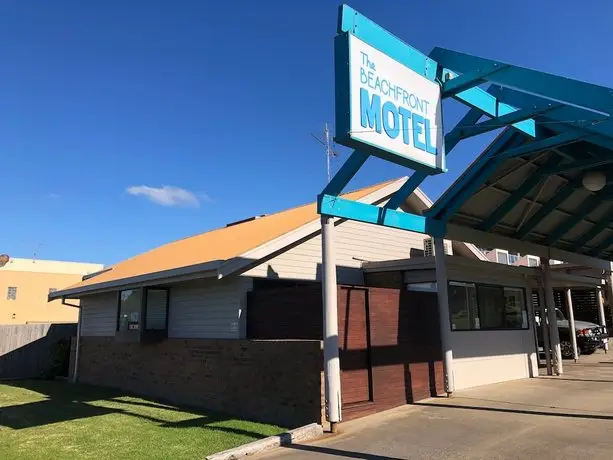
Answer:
[311, 123, 339, 183]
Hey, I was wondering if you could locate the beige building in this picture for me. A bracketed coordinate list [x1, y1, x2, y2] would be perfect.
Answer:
[0, 258, 104, 324]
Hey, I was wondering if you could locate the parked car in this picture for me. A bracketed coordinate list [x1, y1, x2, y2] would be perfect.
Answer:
[536, 308, 608, 359]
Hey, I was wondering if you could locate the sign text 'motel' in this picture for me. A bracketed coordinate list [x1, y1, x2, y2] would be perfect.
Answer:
[335, 33, 445, 173]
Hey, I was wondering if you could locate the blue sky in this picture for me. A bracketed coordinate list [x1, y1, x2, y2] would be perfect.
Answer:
[2, 1, 612, 265]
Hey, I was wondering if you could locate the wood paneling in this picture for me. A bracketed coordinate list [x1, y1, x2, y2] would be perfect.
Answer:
[338, 287, 371, 405]
[246, 282, 444, 422]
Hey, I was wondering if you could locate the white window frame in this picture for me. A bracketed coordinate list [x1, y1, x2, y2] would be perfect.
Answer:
[527, 256, 540, 267]
[495, 249, 509, 265]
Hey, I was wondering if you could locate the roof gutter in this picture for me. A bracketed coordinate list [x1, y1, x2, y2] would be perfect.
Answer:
[48, 260, 224, 300]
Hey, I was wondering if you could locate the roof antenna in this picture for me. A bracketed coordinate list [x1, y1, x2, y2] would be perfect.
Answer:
[311, 123, 339, 183]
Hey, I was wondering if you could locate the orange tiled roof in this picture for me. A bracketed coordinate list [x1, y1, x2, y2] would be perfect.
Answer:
[67, 179, 399, 292]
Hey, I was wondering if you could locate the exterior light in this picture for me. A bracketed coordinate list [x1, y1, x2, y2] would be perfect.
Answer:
[582, 171, 606, 192]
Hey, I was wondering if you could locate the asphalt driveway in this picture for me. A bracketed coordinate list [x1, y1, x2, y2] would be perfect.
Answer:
[263, 351, 613, 459]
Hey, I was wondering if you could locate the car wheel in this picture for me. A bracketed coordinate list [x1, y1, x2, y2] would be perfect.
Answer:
[560, 340, 576, 359]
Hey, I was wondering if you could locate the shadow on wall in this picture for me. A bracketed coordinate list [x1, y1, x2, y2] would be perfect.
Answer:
[0, 323, 76, 379]
[0, 379, 277, 437]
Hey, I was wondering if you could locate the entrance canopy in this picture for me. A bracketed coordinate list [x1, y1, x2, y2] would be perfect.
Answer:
[433, 128, 613, 271]
[322, 5, 613, 271]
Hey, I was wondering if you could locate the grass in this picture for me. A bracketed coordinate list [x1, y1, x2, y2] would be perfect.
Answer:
[0, 380, 286, 460]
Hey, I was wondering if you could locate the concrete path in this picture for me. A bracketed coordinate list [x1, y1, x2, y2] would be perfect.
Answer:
[262, 351, 613, 459]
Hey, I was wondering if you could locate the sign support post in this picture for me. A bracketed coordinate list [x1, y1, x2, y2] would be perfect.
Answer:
[321, 214, 341, 430]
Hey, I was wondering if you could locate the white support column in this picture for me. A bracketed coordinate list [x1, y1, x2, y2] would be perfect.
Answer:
[539, 287, 553, 376]
[321, 215, 341, 429]
[525, 287, 539, 377]
[543, 260, 563, 375]
[565, 288, 579, 362]
[434, 237, 454, 395]
[597, 286, 609, 352]
[609, 273, 613, 338]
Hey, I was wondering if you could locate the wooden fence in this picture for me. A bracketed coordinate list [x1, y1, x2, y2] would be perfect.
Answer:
[0, 323, 76, 379]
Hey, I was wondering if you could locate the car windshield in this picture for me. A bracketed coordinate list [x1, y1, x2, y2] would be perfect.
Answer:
[555, 308, 566, 321]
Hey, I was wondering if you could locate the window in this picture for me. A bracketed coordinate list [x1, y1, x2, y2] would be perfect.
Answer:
[448, 282, 528, 331]
[449, 282, 479, 330]
[7, 287, 17, 300]
[504, 287, 528, 328]
[508, 252, 520, 265]
[477, 285, 506, 329]
[496, 250, 509, 265]
[406, 282, 438, 292]
[527, 256, 539, 267]
[145, 289, 169, 331]
[117, 289, 142, 332]
[49, 288, 57, 295]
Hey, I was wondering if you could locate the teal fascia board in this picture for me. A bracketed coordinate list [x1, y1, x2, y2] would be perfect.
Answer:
[318, 194, 446, 237]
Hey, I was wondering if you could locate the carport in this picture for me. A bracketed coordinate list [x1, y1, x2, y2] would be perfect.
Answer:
[320, 5, 613, 428]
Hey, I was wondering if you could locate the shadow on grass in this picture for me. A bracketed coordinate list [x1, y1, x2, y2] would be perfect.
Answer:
[0, 379, 275, 440]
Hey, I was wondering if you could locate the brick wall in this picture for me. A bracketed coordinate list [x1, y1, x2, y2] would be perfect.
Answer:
[78, 337, 323, 427]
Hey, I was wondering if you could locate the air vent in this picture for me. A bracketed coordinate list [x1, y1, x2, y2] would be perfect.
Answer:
[423, 238, 453, 257]
[226, 215, 267, 227]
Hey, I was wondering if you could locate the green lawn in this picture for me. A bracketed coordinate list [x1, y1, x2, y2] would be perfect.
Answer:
[0, 380, 286, 460]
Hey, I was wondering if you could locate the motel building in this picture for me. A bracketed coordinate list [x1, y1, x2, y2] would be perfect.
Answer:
[52, 6, 613, 430]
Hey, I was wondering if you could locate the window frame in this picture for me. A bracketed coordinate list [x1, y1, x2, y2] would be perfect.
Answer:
[495, 249, 509, 265]
[143, 287, 170, 333]
[448, 281, 529, 332]
[115, 287, 170, 342]
[527, 256, 540, 267]
[6, 286, 17, 300]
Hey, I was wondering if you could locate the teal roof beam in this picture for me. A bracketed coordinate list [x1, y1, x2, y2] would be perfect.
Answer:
[587, 234, 613, 257]
[430, 48, 613, 114]
[541, 155, 613, 175]
[457, 105, 561, 141]
[321, 150, 369, 196]
[383, 108, 484, 211]
[544, 186, 613, 246]
[477, 153, 563, 232]
[441, 64, 509, 98]
[568, 206, 613, 252]
[515, 180, 582, 239]
[494, 131, 588, 160]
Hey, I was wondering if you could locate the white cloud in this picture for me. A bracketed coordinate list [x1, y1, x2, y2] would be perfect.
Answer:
[45, 193, 60, 199]
[126, 185, 203, 208]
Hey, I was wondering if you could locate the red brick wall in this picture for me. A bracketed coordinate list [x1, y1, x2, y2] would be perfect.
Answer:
[78, 337, 323, 428]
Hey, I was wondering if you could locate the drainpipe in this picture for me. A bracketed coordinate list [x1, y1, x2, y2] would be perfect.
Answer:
[321, 215, 341, 431]
[565, 289, 579, 362]
[597, 286, 608, 353]
[62, 297, 81, 383]
[434, 238, 454, 396]
[543, 260, 563, 375]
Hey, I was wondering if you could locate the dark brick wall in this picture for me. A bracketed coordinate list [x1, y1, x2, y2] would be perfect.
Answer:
[78, 337, 323, 428]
